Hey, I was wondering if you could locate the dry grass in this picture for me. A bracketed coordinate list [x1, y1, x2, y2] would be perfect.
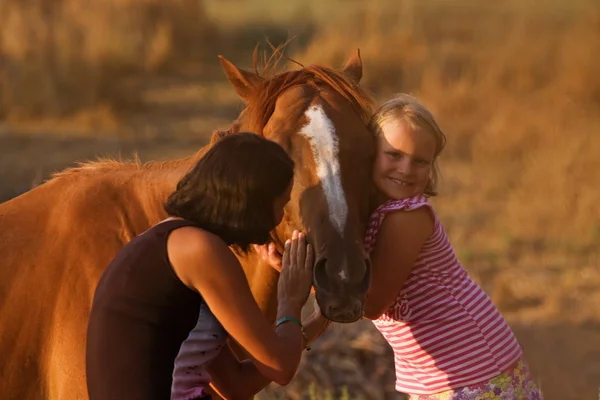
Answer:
[1, 0, 600, 399]
[0, 0, 217, 120]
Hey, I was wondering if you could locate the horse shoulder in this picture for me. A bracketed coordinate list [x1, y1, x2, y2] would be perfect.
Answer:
[0, 173, 126, 400]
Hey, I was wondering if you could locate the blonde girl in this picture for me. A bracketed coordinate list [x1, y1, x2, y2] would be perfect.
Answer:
[361, 94, 543, 399]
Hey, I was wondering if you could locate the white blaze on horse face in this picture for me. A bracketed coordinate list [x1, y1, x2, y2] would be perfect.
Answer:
[300, 105, 348, 237]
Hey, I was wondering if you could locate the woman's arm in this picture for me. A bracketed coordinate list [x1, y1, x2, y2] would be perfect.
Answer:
[362, 207, 433, 320]
[168, 228, 312, 386]
[302, 306, 331, 344]
[252, 245, 333, 342]
[207, 308, 330, 399]
[206, 343, 270, 399]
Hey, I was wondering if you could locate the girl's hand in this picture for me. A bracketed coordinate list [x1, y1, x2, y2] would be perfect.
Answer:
[253, 242, 283, 272]
[301, 300, 332, 347]
[255, 238, 318, 295]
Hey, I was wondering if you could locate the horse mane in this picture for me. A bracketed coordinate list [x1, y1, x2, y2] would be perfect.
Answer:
[52, 124, 229, 180]
[240, 45, 375, 134]
[50, 151, 196, 180]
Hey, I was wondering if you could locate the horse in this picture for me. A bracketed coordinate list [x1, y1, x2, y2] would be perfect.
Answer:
[0, 48, 377, 400]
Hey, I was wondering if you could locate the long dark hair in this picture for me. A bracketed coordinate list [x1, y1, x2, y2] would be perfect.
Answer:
[164, 132, 294, 253]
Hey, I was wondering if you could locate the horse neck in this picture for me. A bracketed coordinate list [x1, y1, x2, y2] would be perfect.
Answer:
[237, 252, 280, 321]
[119, 155, 201, 236]
[242, 220, 295, 321]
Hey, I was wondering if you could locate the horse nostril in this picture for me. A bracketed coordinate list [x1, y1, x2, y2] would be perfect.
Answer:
[313, 257, 332, 292]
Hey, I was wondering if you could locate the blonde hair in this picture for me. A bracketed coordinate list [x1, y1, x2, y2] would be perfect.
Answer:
[368, 94, 447, 197]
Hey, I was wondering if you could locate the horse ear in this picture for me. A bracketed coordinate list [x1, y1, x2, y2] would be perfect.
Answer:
[218, 55, 263, 103]
[210, 122, 241, 145]
[209, 129, 227, 145]
[342, 49, 363, 83]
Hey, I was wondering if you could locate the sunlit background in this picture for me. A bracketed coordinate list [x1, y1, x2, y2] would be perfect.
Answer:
[1, 0, 599, 398]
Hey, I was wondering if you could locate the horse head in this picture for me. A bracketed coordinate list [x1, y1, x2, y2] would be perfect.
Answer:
[219, 50, 376, 323]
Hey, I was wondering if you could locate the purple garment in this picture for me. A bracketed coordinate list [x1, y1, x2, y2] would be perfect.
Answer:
[171, 303, 228, 400]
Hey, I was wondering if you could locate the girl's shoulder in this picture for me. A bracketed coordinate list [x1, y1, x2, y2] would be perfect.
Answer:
[370, 195, 436, 225]
[365, 194, 438, 253]
[375, 194, 432, 213]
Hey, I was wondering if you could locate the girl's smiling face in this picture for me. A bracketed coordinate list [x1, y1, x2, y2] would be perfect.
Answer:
[372, 120, 436, 201]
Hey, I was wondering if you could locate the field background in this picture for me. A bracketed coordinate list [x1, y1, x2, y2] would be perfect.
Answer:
[1, 0, 600, 399]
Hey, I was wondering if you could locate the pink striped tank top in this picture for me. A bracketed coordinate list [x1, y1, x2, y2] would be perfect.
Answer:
[364, 195, 522, 395]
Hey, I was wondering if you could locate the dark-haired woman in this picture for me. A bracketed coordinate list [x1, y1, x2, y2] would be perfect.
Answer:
[86, 132, 330, 400]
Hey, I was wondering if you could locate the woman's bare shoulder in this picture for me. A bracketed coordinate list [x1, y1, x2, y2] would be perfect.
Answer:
[169, 226, 229, 256]
[167, 226, 235, 286]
